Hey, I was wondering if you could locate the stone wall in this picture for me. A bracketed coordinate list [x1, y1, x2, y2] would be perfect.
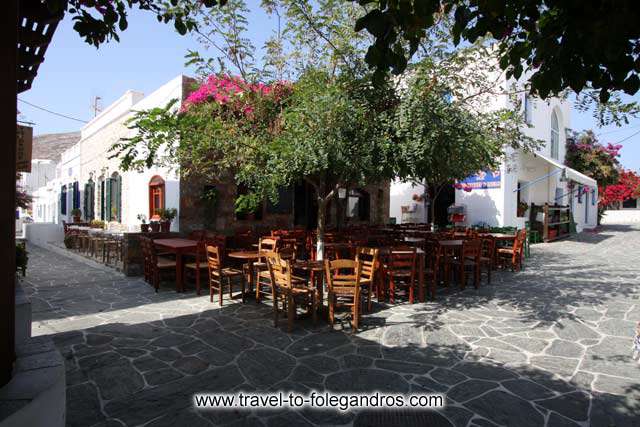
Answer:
[179, 177, 390, 234]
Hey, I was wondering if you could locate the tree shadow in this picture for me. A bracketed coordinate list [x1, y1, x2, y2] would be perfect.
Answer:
[46, 300, 640, 427]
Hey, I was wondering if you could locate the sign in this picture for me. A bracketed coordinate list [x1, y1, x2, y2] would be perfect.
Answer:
[16, 125, 33, 172]
[458, 170, 501, 190]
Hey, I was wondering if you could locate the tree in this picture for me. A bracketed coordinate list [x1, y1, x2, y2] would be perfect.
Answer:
[111, 69, 397, 258]
[600, 169, 640, 208]
[44, 0, 224, 47]
[393, 60, 527, 227]
[354, 0, 640, 104]
[564, 130, 621, 189]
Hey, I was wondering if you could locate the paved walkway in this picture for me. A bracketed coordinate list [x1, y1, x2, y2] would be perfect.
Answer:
[25, 224, 640, 427]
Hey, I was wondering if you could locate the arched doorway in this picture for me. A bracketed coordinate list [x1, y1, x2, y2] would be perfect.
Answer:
[149, 175, 165, 220]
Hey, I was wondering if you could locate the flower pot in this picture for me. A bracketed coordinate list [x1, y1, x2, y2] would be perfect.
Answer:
[140, 223, 150, 233]
[150, 222, 161, 233]
[160, 220, 171, 233]
[73, 215, 81, 222]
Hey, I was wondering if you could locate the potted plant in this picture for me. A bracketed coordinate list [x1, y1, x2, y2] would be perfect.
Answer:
[111, 207, 119, 222]
[137, 214, 149, 232]
[517, 201, 529, 217]
[63, 235, 75, 249]
[150, 219, 161, 233]
[71, 208, 82, 222]
[90, 219, 105, 229]
[158, 208, 177, 232]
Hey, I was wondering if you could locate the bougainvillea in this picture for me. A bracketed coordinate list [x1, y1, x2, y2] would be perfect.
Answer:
[565, 130, 621, 188]
[600, 169, 640, 207]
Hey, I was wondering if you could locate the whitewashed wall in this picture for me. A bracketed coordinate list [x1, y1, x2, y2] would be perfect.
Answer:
[389, 179, 428, 224]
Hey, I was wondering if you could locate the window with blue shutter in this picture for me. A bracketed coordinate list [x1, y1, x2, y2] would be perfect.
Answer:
[105, 177, 112, 221]
[60, 185, 67, 214]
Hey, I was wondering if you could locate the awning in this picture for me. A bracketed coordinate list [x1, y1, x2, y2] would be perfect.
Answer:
[529, 152, 597, 187]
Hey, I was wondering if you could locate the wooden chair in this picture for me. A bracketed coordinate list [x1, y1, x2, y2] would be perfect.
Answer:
[480, 236, 496, 284]
[184, 240, 209, 295]
[497, 230, 526, 271]
[324, 259, 362, 330]
[266, 253, 318, 332]
[206, 245, 245, 306]
[140, 236, 176, 292]
[355, 247, 379, 312]
[253, 237, 280, 301]
[452, 239, 482, 289]
[386, 246, 417, 304]
[139, 237, 152, 284]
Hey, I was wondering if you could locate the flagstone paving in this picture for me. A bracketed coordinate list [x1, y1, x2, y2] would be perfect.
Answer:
[24, 223, 640, 427]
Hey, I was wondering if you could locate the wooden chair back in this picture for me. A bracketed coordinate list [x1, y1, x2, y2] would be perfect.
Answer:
[259, 237, 280, 253]
[481, 236, 496, 259]
[388, 246, 417, 277]
[206, 245, 223, 278]
[266, 253, 293, 290]
[324, 259, 360, 295]
[355, 247, 379, 283]
[461, 239, 482, 261]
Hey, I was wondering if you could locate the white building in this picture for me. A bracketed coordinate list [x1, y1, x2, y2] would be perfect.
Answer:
[391, 75, 598, 233]
[31, 75, 191, 231]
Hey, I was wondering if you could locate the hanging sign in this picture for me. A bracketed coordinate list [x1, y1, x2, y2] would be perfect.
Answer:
[458, 170, 501, 190]
[16, 125, 33, 172]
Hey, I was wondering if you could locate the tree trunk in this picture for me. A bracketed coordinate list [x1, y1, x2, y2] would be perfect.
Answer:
[316, 199, 327, 260]
[430, 184, 439, 231]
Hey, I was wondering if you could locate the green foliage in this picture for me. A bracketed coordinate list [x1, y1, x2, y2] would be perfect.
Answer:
[70, 208, 82, 217]
[63, 235, 75, 249]
[394, 60, 529, 186]
[47, 0, 225, 47]
[355, 1, 640, 104]
[156, 207, 178, 221]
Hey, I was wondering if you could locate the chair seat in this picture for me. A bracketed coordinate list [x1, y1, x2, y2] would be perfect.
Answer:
[184, 262, 208, 270]
[211, 267, 244, 277]
[157, 258, 177, 268]
[389, 270, 413, 277]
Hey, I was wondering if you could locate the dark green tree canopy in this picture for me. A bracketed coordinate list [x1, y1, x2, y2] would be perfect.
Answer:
[44, 0, 224, 46]
[355, 0, 640, 103]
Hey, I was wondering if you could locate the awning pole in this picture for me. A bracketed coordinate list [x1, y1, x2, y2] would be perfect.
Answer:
[512, 168, 564, 192]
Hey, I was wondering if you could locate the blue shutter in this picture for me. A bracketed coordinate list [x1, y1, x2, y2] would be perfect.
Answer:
[60, 186, 67, 215]
[105, 178, 112, 221]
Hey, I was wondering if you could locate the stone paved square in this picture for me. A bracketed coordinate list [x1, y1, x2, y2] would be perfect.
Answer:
[25, 224, 640, 426]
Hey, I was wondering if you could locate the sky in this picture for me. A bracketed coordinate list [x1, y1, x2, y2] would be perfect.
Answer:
[18, 6, 640, 172]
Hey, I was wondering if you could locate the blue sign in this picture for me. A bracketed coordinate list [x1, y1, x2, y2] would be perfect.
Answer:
[458, 170, 501, 190]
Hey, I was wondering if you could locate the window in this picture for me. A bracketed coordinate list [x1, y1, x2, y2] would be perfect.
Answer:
[347, 189, 370, 221]
[103, 173, 122, 221]
[72, 181, 80, 210]
[524, 95, 533, 125]
[591, 189, 596, 206]
[149, 175, 165, 219]
[550, 111, 560, 159]
[60, 185, 67, 215]
[84, 179, 95, 220]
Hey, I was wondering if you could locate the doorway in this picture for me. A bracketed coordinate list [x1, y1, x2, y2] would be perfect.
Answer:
[294, 182, 318, 230]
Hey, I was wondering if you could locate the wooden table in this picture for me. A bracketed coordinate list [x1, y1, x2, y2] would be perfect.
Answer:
[227, 250, 265, 294]
[154, 238, 198, 292]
